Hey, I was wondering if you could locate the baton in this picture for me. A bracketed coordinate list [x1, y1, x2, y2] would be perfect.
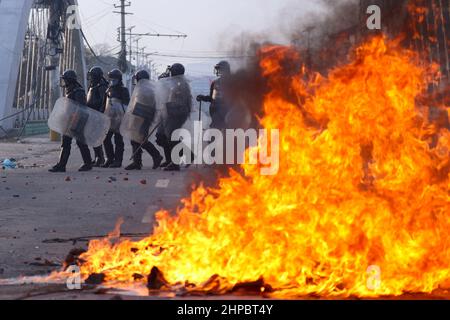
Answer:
[195, 101, 203, 166]
[129, 121, 162, 161]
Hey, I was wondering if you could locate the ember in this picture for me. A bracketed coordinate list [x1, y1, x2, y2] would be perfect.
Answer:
[74, 36, 449, 298]
[85, 273, 106, 285]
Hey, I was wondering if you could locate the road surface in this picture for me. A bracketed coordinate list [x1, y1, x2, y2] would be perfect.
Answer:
[0, 135, 213, 299]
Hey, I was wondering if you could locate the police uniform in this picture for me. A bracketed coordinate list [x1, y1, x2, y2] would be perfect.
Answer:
[102, 84, 130, 167]
[86, 78, 108, 166]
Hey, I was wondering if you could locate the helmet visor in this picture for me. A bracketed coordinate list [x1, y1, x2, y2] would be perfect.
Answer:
[110, 79, 120, 87]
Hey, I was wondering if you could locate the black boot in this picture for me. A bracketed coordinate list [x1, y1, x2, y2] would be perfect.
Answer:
[109, 157, 123, 168]
[125, 162, 142, 170]
[163, 163, 180, 172]
[94, 155, 105, 167]
[102, 132, 115, 168]
[79, 164, 93, 172]
[78, 143, 93, 172]
[110, 133, 124, 168]
[126, 142, 143, 170]
[163, 145, 172, 167]
[93, 147, 105, 167]
[49, 147, 70, 173]
[160, 161, 170, 168]
[162, 141, 181, 171]
[160, 146, 172, 168]
[142, 142, 163, 170]
[49, 165, 66, 173]
[152, 155, 163, 170]
[102, 159, 113, 168]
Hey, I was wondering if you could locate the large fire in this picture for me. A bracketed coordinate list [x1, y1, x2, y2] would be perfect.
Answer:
[77, 36, 450, 298]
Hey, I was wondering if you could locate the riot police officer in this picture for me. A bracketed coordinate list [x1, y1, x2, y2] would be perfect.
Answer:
[49, 70, 93, 173]
[102, 69, 130, 168]
[196, 60, 231, 129]
[156, 63, 192, 172]
[86, 66, 108, 167]
[155, 68, 171, 168]
[125, 70, 163, 171]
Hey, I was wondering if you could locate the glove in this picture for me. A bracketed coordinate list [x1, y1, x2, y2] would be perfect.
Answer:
[196, 95, 206, 102]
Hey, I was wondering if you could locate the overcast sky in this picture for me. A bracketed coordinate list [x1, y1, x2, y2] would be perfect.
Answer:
[77, 0, 323, 74]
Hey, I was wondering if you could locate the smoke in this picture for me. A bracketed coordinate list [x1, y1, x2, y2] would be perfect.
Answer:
[216, 0, 360, 57]
[210, 0, 361, 124]
[286, 0, 360, 48]
[191, 0, 362, 182]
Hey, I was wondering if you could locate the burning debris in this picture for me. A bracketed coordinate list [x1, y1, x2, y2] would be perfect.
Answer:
[63, 248, 87, 270]
[60, 35, 450, 299]
[147, 267, 169, 290]
[85, 273, 106, 286]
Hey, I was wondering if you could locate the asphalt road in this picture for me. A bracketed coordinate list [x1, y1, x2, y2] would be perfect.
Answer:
[0, 135, 212, 299]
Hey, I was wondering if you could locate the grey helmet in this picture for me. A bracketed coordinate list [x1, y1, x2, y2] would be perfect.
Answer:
[135, 69, 150, 82]
[88, 66, 104, 83]
[169, 63, 185, 77]
[214, 60, 231, 76]
[60, 69, 78, 87]
[108, 68, 123, 86]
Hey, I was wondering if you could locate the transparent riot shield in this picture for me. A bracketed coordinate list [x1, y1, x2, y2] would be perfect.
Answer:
[48, 97, 111, 147]
[120, 79, 157, 143]
[156, 76, 192, 136]
[104, 97, 126, 133]
[155, 76, 173, 113]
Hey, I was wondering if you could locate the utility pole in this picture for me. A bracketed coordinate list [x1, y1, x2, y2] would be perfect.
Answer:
[134, 37, 141, 68]
[140, 47, 146, 69]
[126, 26, 135, 72]
[142, 51, 152, 70]
[113, 0, 132, 73]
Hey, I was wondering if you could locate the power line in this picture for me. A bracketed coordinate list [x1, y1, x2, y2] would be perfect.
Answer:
[77, 10, 101, 48]
[83, 6, 111, 24]
[127, 31, 188, 71]
[159, 49, 245, 54]
[131, 13, 187, 37]
[80, 29, 115, 67]
[103, 44, 122, 55]
[147, 53, 253, 59]
[129, 32, 187, 39]
[83, 10, 111, 29]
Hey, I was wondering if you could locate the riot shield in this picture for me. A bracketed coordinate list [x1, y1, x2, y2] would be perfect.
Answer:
[155, 76, 174, 114]
[48, 97, 111, 147]
[104, 97, 126, 133]
[120, 79, 157, 143]
[155, 75, 192, 137]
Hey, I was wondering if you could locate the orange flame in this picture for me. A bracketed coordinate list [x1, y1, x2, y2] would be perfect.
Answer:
[78, 36, 450, 298]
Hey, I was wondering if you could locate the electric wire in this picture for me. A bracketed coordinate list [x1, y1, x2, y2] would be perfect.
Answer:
[80, 28, 116, 67]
